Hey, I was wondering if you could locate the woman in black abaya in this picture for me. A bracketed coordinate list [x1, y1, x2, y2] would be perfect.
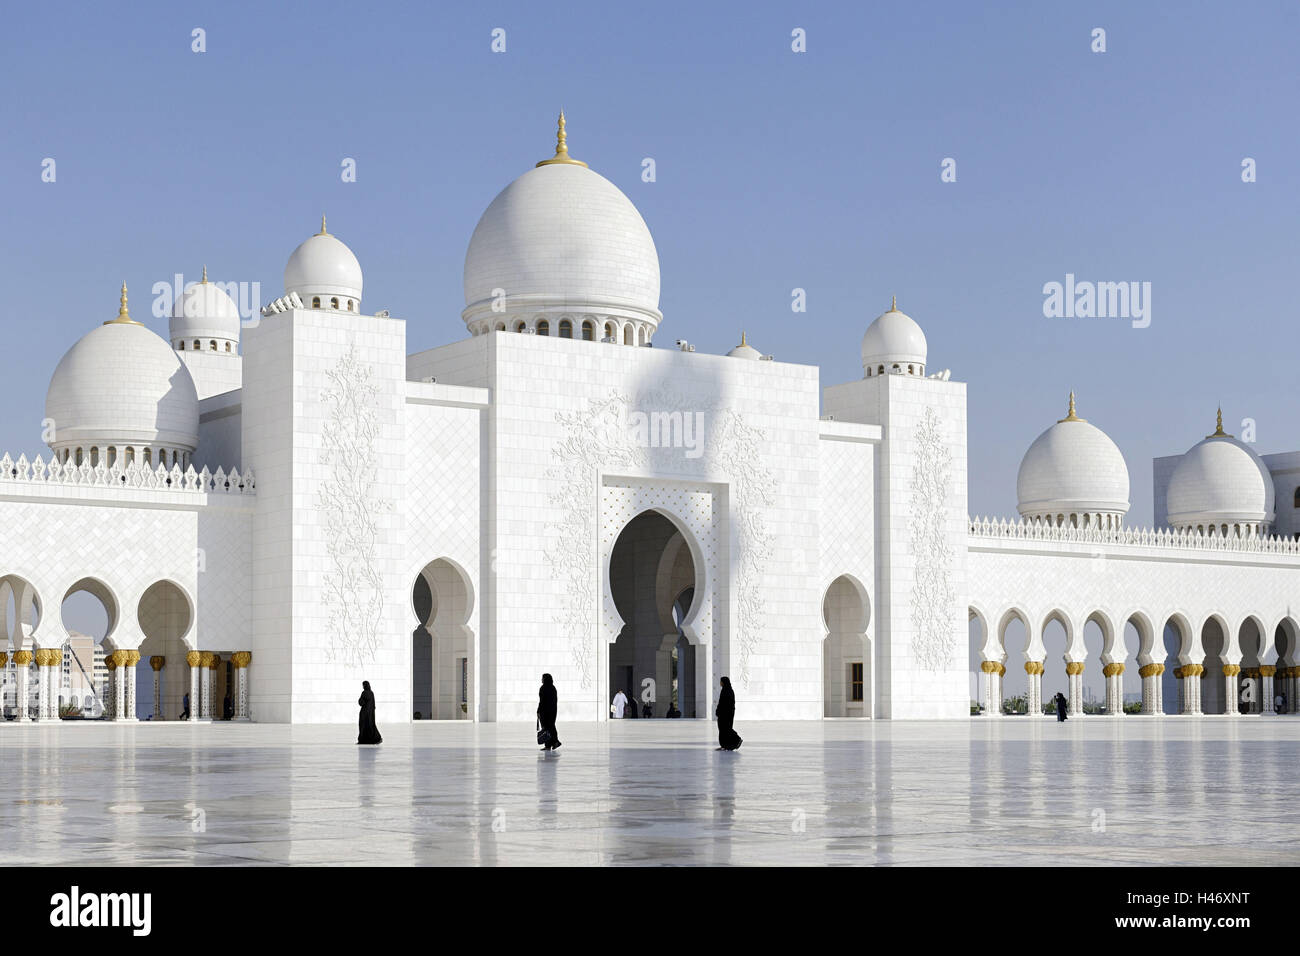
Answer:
[716, 676, 742, 751]
[537, 673, 561, 751]
[358, 681, 383, 745]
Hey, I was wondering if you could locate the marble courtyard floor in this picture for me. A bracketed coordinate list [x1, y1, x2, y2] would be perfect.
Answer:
[1, 717, 1297, 866]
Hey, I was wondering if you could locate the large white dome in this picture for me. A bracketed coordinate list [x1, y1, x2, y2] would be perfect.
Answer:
[170, 269, 240, 347]
[284, 218, 363, 307]
[862, 299, 927, 374]
[46, 286, 199, 456]
[1016, 394, 1130, 523]
[1167, 413, 1274, 531]
[462, 115, 660, 332]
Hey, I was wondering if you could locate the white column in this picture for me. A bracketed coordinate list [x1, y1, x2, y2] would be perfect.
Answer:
[151, 657, 164, 720]
[104, 663, 116, 721]
[204, 654, 218, 719]
[1066, 662, 1084, 716]
[1224, 666, 1239, 715]
[187, 651, 202, 720]
[1189, 665, 1203, 715]
[14, 653, 32, 722]
[1155, 664, 1164, 714]
[114, 658, 126, 720]
[1026, 662, 1044, 716]
[1262, 667, 1276, 714]
[232, 652, 251, 721]
[121, 651, 139, 721]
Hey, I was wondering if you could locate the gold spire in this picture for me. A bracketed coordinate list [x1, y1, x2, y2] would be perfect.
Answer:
[1207, 405, 1231, 438]
[741, 330, 748, 346]
[201, 265, 208, 284]
[103, 281, 142, 326]
[317, 215, 329, 236]
[889, 295, 897, 312]
[536, 110, 588, 168]
[1057, 391, 1086, 423]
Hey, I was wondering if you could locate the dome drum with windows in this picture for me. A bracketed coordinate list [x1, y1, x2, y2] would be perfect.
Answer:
[284, 217, 363, 314]
[862, 298, 926, 377]
[171, 266, 240, 354]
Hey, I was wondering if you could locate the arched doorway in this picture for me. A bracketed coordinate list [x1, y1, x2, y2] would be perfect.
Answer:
[607, 510, 701, 719]
[60, 578, 118, 719]
[823, 575, 870, 717]
[137, 580, 194, 720]
[1, 576, 41, 720]
[411, 558, 473, 720]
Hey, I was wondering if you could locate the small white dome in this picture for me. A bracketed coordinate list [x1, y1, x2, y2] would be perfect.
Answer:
[1016, 394, 1130, 520]
[1167, 414, 1274, 529]
[284, 219, 363, 306]
[861, 299, 927, 373]
[170, 270, 240, 346]
[463, 117, 660, 329]
[726, 332, 762, 360]
[46, 287, 199, 454]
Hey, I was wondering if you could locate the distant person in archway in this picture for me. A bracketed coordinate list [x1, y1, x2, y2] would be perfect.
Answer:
[537, 673, 561, 751]
[716, 676, 742, 750]
[357, 681, 383, 745]
[180, 692, 190, 721]
[610, 688, 628, 719]
[1054, 691, 1068, 721]
[666, 701, 681, 718]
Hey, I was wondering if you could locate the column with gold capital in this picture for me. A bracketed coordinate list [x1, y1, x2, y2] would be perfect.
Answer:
[231, 652, 252, 721]
[150, 656, 165, 720]
[12, 650, 32, 721]
[201, 652, 218, 720]
[108, 650, 129, 720]
[186, 650, 204, 721]
[104, 655, 117, 721]
[34, 647, 63, 720]
[121, 650, 141, 721]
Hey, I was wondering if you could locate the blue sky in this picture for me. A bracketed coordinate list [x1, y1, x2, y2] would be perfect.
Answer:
[2, 0, 1297, 534]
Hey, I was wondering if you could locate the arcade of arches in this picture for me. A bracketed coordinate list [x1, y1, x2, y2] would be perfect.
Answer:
[0, 574, 252, 722]
[970, 605, 1300, 717]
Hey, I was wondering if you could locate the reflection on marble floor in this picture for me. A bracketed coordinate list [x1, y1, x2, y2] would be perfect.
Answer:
[2, 718, 1297, 866]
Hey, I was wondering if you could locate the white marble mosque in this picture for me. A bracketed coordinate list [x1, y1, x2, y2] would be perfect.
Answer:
[4, 114, 1300, 727]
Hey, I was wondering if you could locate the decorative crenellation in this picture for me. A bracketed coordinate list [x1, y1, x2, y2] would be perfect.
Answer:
[969, 515, 1300, 555]
[0, 453, 255, 496]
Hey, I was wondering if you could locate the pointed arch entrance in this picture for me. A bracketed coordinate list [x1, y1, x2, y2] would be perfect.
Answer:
[410, 558, 474, 720]
[599, 482, 720, 722]
[822, 574, 871, 717]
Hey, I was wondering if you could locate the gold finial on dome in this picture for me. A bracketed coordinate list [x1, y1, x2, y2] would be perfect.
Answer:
[104, 281, 142, 326]
[889, 295, 897, 312]
[1058, 391, 1086, 423]
[318, 214, 329, 236]
[741, 330, 748, 346]
[201, 265, 208, 284]
[1207, 405, 1231, 438]
[536, 110, 588, 168]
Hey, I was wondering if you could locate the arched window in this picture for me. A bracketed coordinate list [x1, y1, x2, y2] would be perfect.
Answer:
[495, 321, 506, 332]
[866, 368, 872, 377]
[891, 363, 900, 372]
[1293, 486, 1300, 508]
[225, 342, 232, 352]
[209, 340, 217, 351]
[624, 325, 634, 345]
[74, 448, 83, 466]
[582, 320, 594, 341]
[559, 319, 573, 339]
[89, 447, 99, 467]
[908, 364, 914, 374]
[515, 321, 527, 333]
[177, 341, 185, 351]
[312, 296, 321, 309]
[330, 297, 339, 310]
[537, 320, 550, 336]
[878, 365, 884, 374]
[347, 299, 354, 312]
[604, 322, 614, 341]
[193, 340, 200, 350]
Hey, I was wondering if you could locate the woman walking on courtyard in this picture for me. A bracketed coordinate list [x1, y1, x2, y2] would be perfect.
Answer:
[537, 673, 561, 751]
[1054, 691, 1068, 722]
[716, 676, 742, 750]
[357, 681, 383, 745]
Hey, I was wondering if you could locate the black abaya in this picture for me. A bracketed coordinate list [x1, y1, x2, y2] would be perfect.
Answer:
[358, 687, 383, 744]
[537, 675, 561, 750]
[716, 679, 742, 750]
[1055, 693, 1067, 722]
